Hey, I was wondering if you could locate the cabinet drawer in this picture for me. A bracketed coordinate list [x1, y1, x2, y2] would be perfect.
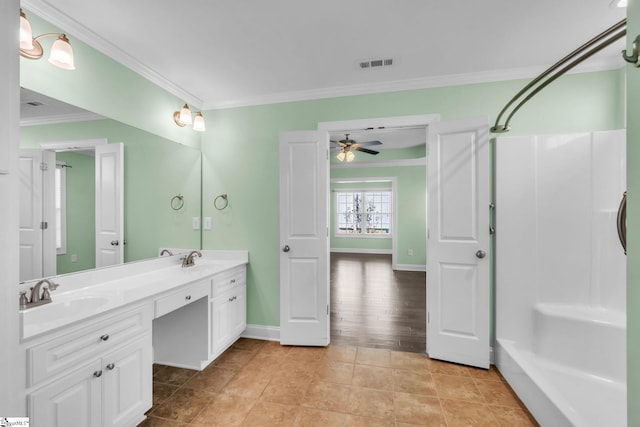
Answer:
[154, 280, 209, 318]
[27, 304, 152, 387]
[211, 266, 246, 296]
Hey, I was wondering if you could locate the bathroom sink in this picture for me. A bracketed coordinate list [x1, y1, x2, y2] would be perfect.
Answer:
[21, 295, 112, 340]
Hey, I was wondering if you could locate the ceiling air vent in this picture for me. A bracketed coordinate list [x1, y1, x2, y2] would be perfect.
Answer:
[359, 58, 394, 69]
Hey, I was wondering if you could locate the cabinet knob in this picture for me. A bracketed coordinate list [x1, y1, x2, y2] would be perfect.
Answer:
[231, 279, 236, 284]
[185, 295, 192, 301]
[228, 297, 233, 302]
[93, 370, 103, 378]
[100, 334, 109, 341]
[106, 363, 115, 370]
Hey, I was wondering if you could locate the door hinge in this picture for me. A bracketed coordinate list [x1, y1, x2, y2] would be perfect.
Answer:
[326, 149, 329, 160]
[427, 312, 430, 323]
[327, 304, 329, 315]
[40, 162, 48, 171]
[40, 221, 48, 230]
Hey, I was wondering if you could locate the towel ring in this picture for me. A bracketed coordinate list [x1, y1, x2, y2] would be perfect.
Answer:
[214, 194, 229, 210]
[171, 194, 184, 211]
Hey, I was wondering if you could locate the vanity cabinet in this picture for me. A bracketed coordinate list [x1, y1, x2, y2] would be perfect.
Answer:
[210, 265, 247, 358]
[26, 303, 153, 427]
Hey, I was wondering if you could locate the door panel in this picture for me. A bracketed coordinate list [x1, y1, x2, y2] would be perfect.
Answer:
[427, 117, 490, 369]
[279, 131, 329, 346]
[95, 143, 123, 268]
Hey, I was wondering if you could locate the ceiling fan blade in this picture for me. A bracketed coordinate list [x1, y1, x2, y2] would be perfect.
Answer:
[356, 140, 383, 147]
[355, 147, 379, 155]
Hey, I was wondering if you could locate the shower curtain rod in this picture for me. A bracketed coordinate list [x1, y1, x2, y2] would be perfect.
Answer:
[491, 18, 627, 133]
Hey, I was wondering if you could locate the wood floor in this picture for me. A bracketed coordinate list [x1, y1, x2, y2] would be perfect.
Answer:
[330, 253, 426, 353]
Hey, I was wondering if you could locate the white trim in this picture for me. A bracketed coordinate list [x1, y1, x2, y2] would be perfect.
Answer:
[395, 264, 427, 272]
[319, 115, 440, 132]
[20, 112, 105, 127]
[331, 157, 426, 169]
[22, 0, 204, 109]
[208, 58, 623, 109]
[330, 248, 393, 255]
[241, 324, 280, 342]
[39, 138, 107, 151]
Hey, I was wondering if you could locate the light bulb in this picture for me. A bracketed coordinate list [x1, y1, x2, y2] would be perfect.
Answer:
[19, 10, 33, 50]
[336, 151, 346, 162]
[346, 151, 355, 162]
[179, 104, 192, 125]
[48, 34, 75, 70]
[193, 112, 206, 132]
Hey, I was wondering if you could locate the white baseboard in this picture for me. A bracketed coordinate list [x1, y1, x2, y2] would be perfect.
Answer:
[241, 324, 280, 342]
[330, 248, 392, 255]
[395, 264, 427, 272]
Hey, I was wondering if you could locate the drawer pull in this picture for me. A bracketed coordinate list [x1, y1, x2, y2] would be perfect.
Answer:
[93, 370, 102, 378]
[106, 363, 115, 370]
[185, 295, 192, 301]
[228, 297, 233, 302]
[100, 334, 109, 341]
[230, 279, 236, 284]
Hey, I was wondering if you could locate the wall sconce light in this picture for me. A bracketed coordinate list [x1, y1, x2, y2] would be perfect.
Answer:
[173, 104, 206, 132]
[19, 9, 75, 70]
[336, 148, 355, 162]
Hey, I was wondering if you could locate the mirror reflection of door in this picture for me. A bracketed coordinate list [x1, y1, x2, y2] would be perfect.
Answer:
[18, 140, 123, 281]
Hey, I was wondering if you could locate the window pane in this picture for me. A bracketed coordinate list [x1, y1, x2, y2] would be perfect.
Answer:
[334, 189, 391, 236]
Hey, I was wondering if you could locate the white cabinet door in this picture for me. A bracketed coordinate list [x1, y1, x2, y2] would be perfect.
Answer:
[102, 335, 152, 427]
[231, 285, 247, 338]
[29, 360, 102, 427]
[211, 293, 232, 355]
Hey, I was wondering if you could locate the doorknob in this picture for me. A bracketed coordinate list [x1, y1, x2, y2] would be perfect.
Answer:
[110, 240, 119, 246]
[475, 250, 486, 259]
[282, 245, 290, 253]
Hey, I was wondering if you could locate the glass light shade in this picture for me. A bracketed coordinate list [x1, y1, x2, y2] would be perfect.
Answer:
[19, 12, 33, 50]
[179, 104, 192, 125]
[193, 112, 206, 132]
[336, 151, 346, 162]
[346, 151, 355, 162]
[48, 35, 75, 70]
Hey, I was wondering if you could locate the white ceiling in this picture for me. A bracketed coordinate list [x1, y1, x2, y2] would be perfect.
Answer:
[22, 0, 626, 111]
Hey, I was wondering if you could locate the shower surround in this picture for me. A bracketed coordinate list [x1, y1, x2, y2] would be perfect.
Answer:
[495, 130, 626, 427]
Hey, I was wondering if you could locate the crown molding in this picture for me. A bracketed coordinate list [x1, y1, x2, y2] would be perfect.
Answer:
[20, 111, 106, 127]
[21, 0, 204, 109]
[207, 55, 624, 110]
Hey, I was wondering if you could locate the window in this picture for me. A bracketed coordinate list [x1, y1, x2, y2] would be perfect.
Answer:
[335, 190, 392, 236]
[55, 161, 67, 254]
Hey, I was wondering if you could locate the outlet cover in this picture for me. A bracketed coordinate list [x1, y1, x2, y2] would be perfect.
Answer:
[204, 217, 212, 230]
[192, 217, 200, 230]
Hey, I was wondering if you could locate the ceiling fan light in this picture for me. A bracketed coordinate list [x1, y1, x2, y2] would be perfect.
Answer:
[178, 104, 192, 125]
[19, 10, 34, 50]
[48, 34, 75, 70]
[346, 151, 355, 162]
[193, 112, 206, 131]
[336, 151, 346, 162]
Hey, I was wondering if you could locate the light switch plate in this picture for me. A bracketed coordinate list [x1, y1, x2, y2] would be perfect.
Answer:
[204, 217, 212, 230]
[192, 217, 200, 230]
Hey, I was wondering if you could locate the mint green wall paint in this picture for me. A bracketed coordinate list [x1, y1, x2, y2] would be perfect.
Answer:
[330, 181, 393, 252]
[55, 152, 95, 274]
[20, 119, 202, 263]
[330, 167, 427, 267]
[627, 2, 639, 425]
[201, 69, 622, 327]
[20, 11, 200, 149]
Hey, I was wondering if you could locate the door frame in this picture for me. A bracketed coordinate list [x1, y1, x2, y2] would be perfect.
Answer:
[317, 114, 440, 350]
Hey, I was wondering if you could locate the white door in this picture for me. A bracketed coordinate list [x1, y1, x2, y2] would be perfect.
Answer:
[19, 149, 55, 281]
[279, 131, 330, 346]
[427, 117, 490, 369]
[95, 143, 124, 268]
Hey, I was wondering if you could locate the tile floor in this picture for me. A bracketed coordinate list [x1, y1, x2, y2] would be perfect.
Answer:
[140, 338, 538, 426]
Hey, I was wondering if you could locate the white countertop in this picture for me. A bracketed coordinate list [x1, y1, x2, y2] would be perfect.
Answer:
[20, 250, 248, 341]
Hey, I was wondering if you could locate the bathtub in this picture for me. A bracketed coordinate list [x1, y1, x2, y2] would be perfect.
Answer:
[496, 303, 626, 427]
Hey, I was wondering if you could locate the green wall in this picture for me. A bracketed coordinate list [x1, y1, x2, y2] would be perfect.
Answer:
[627, 1, 639, 425]
[201, 69, 624, 327]
[55, 151, 95, 273]
[20, 119, 202, 263]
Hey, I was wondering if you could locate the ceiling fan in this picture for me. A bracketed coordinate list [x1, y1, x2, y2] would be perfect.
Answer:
[331, 134, 382, 162]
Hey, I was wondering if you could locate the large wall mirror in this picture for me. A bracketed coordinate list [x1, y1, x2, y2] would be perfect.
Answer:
[19, 88, 202, 282]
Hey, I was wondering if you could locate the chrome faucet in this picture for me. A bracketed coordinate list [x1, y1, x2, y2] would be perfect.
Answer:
[160, 249, 173, 256]
[181, 250, 202, 268]
[20, 279, 59, 309]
